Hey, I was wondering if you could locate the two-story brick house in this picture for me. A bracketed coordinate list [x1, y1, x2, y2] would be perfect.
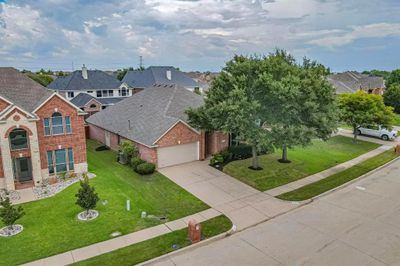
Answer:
[0, 68, 87, 190]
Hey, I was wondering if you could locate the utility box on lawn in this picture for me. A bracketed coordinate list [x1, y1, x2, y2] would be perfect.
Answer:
[188, 219, 201, 243]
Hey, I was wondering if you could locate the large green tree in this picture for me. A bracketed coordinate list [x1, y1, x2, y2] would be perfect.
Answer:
[187, 55, 272, 169]
[187, 50, 338, 168]
[267, 56, 338, 163]
[338, 91, 395, 143]
[384, 84, 400, 113]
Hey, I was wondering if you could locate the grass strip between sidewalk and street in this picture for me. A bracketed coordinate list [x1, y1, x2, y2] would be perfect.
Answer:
[71, 215, 232, 266]
[276, 149, 400, 201]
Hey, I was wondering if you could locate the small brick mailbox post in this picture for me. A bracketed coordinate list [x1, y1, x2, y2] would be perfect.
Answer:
[395, 144, 400, 154]
[188, 219, 201, 243]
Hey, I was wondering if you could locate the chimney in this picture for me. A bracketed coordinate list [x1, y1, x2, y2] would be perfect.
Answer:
[166, 70, 172, 81]
[82, 64, 88, 79]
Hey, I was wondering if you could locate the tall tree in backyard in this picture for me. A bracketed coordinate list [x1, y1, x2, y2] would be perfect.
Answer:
[186, 55, 272, 169]
[262, 52, 338, 163]
[338, 91, 395, 143]
[387, 69, 400, 87]
[384, 84, 400, 113]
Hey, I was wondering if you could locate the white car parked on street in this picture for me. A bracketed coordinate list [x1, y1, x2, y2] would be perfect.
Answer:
[356, 125, 397, 141]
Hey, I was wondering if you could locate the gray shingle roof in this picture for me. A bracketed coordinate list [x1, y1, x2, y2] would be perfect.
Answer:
[122, 66, 200, 89]
[70, 93, 128, 107]
[0, 67, 53, 113]
[328, 71, 385, 94]
[48, 70, 122, 91]
[87, 84, 204, 147]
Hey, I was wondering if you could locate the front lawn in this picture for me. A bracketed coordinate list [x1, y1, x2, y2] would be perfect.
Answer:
[0, 140, 208, 266]
[277, 149, 399, 201]
[73, 215, 232, 266]
[223, 136, 380, 191]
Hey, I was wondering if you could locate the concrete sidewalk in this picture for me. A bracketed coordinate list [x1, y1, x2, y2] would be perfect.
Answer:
[265, 144, 394, 196]
[23, 208, 221, 266]
[147, 156, 400, 266]
[159, 161, 301, 231]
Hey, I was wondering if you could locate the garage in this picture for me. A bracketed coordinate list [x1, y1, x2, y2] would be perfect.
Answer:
[157, 142, 199, 168]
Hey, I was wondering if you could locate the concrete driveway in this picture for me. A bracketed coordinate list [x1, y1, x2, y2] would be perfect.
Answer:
[153, 158, 400, 266]
[159, 161, 299, 230]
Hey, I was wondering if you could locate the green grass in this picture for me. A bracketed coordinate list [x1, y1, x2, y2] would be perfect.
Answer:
[338, 122, 353, 130]
[277, 149, 399, 201]
[72, 215, 232, 266]
[0, 140, 208, 266]
[223, 136, 380, 191]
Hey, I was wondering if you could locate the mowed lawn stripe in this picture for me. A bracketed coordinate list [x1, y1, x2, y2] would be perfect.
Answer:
[277, 149, 399, 201]
[223, 136, 380, 191]
[0, 140, 208, 266]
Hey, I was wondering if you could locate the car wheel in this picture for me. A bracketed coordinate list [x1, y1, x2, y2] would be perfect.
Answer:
[381, 135, 389, 141]
[356, 130, 362, 135]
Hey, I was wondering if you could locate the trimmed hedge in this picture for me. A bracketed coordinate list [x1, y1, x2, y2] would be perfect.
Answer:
[228, 144, 252, 160]
[131, 157, 145, 170]
[136, 163, 156, 175]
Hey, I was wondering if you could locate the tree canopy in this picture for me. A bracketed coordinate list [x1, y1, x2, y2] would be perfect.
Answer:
[384, 84, 400, 113]
[387, 69, 400, 87]
[187, 50, 338, 168]
[338, 91, 394, 142]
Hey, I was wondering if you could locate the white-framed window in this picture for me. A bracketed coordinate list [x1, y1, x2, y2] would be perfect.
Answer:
[119, 88, 127, 96]
[108, 90, 114, 97]
[51, 112, 64, 135]
[47, 148, 74, 174]
[65, 116, 72, 134]
[96, 90, 102, 97]
[67, 91, 75, 98]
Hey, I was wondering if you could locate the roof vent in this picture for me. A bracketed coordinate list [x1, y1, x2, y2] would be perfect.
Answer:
[166, 70, 172, 80]
[82, 64, 88, 80]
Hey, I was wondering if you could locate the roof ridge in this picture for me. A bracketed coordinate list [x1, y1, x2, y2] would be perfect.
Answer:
[163, 85, 178, 118]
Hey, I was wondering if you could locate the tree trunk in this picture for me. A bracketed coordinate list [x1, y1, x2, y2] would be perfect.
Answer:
[282, 143, 288, 161]
[251, 144, 259, 169]
[353, 125, 358, 143]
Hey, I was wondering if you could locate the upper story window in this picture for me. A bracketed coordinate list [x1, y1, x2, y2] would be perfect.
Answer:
[96, 90, 101, 97]
[87, 90, 93, 94]
[67, 92, 75, 98]
[108, 90, 114, 97]
[52, 112, 64, 135]
[43, 112, 72, 136]
[119, 88, 127, 96]
[10, 128, 28, 150]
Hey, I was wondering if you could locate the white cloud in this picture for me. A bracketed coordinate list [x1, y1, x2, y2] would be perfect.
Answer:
[309, 23, 400, 48]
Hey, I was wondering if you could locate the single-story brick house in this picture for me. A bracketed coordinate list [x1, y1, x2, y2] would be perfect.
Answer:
[0, 68, 87, 190]
[87, 84, 228, 168]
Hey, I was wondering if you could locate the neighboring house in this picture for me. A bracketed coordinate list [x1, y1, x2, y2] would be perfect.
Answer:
[328, 71, 385, 94]
[47, 65, 134, 110]
[0, 68, 88, 190]
[87, 84, 228, 168]
[122, 66, 205, 93]
[70, 93, 125, 117]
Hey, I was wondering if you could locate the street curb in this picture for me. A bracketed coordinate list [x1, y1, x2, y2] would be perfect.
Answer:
[303, 153, 400, 202]
[137, 228, 232, 266]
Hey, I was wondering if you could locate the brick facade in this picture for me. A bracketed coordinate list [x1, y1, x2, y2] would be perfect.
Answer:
[156, 122, 200, 147]
[35, 95, 87, 171]
[0, 98, 10, 112]
[206, 132, 229, 155]
[83, 99, 102, 114]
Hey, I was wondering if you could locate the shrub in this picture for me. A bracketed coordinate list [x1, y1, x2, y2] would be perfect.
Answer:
[0, 197, 25, 230]
[228, 144, 253, 160]
[120, 141, 138, 163]
[135, 162, 156, 175]
[131, 157, 145, 171]
[75, 175, 99, 215]
[220, 150, 232, 162]
[210, 153, 224, 165]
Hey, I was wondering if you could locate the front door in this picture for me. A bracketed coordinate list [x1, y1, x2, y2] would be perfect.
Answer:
[13, 157, 33, 183]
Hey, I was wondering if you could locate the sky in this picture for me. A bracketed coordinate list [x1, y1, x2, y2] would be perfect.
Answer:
[0, 0, 400, 72]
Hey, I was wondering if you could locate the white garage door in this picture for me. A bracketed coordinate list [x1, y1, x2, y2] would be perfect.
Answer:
[157, 142, 199, 168]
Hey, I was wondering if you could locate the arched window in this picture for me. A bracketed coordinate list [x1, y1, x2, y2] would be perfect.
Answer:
[10, 128, 28, 150]
[119, 87, 127, 96]
[90, 104, 97, 108]
[51, 112, 64, 135]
